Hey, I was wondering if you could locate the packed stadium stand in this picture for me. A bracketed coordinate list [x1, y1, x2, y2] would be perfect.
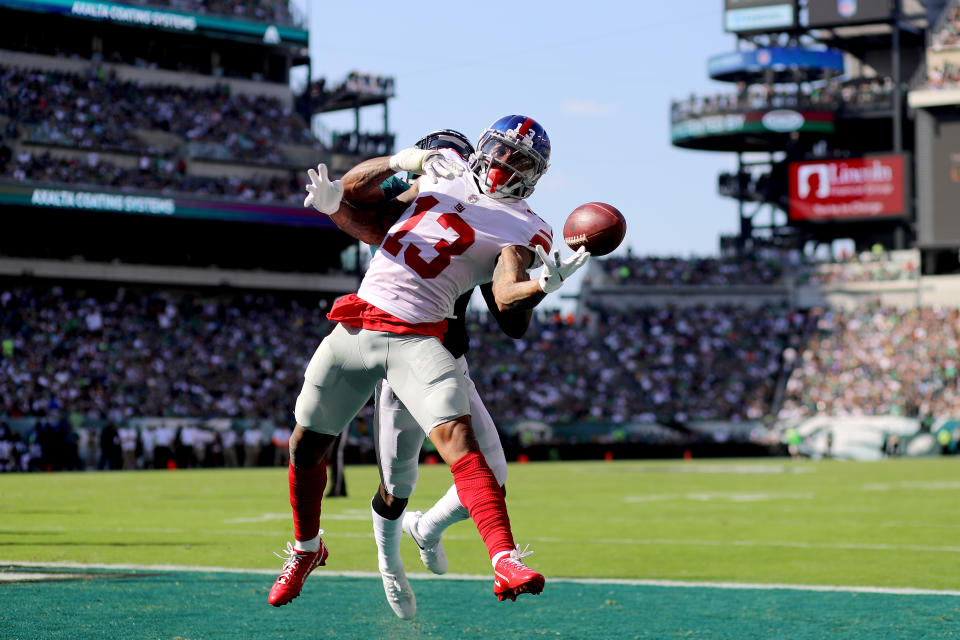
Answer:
[778, 304, 960, 420]
[0, 0, 393, 472]
[4, 246, 960, 471]
[915, 0, 960, 89]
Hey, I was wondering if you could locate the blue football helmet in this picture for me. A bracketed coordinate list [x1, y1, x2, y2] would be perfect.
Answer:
[469, 115, 550, 199]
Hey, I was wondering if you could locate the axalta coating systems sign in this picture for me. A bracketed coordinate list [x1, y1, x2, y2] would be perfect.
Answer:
[788, 155, 906, 221]
[31, 188, 175, 214]
[70, 1, 197, 30]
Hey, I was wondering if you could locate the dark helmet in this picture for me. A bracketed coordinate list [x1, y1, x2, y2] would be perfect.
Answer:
[415, 128, 475, 158]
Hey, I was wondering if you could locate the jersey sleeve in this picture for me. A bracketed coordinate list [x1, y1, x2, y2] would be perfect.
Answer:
[524, 218, 553, 269]
[380, 175, 412, 200]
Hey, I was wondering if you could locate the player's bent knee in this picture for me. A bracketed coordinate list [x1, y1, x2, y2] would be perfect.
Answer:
[289, 426, 336, 468]
[429, 417, 480, 464]
[382, 459, 417, 500]
[372, 487, 408, 520]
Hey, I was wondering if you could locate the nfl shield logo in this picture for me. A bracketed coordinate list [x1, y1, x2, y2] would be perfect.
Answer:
[838, 0, 856, 18]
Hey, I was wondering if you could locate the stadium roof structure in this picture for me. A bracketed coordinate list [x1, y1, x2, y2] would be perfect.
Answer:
[707, 47, 845, 83]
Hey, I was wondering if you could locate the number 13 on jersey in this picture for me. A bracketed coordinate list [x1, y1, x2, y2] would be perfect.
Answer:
[381, 195, 476, 279]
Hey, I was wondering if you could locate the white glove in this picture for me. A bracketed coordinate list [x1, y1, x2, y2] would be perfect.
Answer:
[536, 245, 591, 294]
[388, 147, 464, 183]
[303, 163, 344, 215]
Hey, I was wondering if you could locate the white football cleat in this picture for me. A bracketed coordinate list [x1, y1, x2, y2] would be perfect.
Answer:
[379, 567, 416, 619]
[402, 510, 448, 575]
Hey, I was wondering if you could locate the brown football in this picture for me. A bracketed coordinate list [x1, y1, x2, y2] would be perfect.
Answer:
[563, 202, 626, 257]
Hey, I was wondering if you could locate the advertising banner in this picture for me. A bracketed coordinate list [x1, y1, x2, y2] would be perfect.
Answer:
[0, 182, 337, 228]
[671, 109, 834, 143]
[724, 0, 797, 33]
[0, 0, 307, 45]
[806, 0, 892, 28]
[788, 155, 906, 222]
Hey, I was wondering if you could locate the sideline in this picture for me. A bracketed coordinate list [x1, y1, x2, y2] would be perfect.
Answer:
[4, 559, 959, 597]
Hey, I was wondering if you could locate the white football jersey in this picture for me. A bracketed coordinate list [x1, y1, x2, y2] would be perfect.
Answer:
[358, 150, 553, 324]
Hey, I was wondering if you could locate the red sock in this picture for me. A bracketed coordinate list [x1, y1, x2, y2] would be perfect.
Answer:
[288, 460, 327, 542]
[451, 451, 514, 560]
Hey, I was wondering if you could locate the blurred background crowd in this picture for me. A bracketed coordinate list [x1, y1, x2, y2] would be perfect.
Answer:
[2, 251, 958, 471]
[1, 65, 318, 165]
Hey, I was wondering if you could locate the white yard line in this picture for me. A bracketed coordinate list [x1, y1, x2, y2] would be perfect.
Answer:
[2, 559, 959, 597]
[4, 525, 960, 553]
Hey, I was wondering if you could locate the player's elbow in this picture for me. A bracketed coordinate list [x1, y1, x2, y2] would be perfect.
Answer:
[358, 229, 386, 246]
[499, 323, 528, 339]
[492, 306, 533, 337]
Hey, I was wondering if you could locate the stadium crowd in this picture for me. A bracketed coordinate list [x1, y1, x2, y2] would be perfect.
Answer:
[931, 0, 960, 51]
[925, 60, 960, 90]
[671, 77, 894, 120]
[1, 65, 318, 164]
[468, 304, 804, 425]
[4, 251, 959, 472]
[592, 253, 787, 286]
[0, 417, 303, 472]
[0, 280, 810, 473]
[591, 250, 920, 287]
[802, 250, 919, 285]
[7, 151, 303, 203]
[778, 305, 960, 419]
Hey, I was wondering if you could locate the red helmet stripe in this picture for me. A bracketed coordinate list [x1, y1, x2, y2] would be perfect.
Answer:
[517, 118, 533, 137]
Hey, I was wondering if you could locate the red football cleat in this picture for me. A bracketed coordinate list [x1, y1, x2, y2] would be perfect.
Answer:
[267, 539, 329, 606]
[493, 544, 545, 602]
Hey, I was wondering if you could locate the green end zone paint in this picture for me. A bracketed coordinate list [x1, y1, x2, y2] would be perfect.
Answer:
[2, 564, 959, 640]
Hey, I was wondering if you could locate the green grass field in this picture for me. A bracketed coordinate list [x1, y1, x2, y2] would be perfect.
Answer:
[3, 457, 960, 639]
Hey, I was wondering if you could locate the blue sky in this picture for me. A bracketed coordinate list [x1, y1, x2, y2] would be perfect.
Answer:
[295, 1, 741, 258]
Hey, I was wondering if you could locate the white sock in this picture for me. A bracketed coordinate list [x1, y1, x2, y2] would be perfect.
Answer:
[372, 504, 404, 573]
[294, 533, 320, 553]
[416, 484, 469, 545]
[491, 550, 511, 567]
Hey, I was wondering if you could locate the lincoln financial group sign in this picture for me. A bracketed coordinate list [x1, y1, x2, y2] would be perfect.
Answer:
[788, 155, 906, 222]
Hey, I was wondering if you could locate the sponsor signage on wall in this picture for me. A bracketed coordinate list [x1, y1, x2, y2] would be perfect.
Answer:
[806, 0, 892, 28]
[0, 0, 308, 45]
[0, 182, 337, 228]
[724, 0, 797, 33]
[788, 155, 906, 222]
[671, 109, 834, 143]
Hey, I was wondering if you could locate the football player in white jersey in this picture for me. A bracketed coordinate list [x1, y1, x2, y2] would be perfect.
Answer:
[337, 128, 533, 619]
[268, 115, 590, 609]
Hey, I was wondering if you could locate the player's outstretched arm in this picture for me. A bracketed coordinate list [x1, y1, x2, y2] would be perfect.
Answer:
[304, 161, 416, 245]
[490, 244, 592, 311]
[388, 147, 464, 183]
[535, 245, 591, 294]
[332, 195, 414, 246]
[479, 281, 532, 339]
[489, 245, 547, 312]
[341, 157, 400, 203]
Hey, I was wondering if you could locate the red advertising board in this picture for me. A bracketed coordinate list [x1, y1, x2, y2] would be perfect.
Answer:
[788, 155, 906, 222]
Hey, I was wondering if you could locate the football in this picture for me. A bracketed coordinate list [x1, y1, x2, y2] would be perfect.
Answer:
[563, 202, 627, 257]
